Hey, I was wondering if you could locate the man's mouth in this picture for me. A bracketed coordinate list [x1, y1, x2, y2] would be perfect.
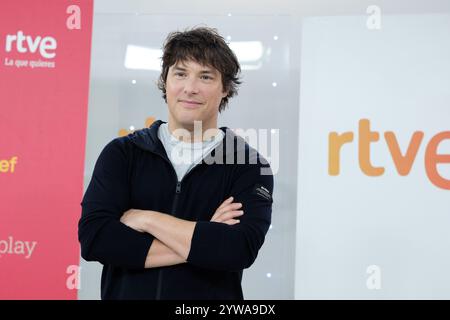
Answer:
[179, 100, 202, 104]
[179, 100, 203, 108]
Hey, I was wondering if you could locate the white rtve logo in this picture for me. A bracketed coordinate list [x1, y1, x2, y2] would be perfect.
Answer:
[5, 30, 57, 59]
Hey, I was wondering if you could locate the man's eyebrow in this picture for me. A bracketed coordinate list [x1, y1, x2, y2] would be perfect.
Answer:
[172, 66, 217, 74]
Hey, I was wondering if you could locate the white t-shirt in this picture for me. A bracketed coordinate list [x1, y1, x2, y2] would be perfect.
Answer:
[157, 122, 225, 181]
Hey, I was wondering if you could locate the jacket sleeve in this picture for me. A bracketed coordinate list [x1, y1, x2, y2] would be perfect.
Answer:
[78, 137, 154, 269]
[187, 161, 273, 272]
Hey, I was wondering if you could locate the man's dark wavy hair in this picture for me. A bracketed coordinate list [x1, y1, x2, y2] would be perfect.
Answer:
[157, 26, 242, 112]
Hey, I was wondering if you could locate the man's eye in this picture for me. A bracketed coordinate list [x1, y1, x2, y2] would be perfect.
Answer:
[174, 72, 186, 77]
[201, 75, 213, 80]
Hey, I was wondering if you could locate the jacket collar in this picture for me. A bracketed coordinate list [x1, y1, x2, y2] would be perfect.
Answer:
[128, 119, 256, 163]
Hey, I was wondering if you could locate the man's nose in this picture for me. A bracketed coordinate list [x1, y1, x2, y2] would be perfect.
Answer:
[183, 77, 200, 94]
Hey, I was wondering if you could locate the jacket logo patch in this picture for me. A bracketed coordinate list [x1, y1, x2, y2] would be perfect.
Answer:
[252, 183, 272, 201]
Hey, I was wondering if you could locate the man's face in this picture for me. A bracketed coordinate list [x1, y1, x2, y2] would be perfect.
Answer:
[165, 59, 228, 130]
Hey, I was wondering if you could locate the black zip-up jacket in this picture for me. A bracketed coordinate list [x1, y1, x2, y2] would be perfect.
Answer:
[78, 120, 274, 299]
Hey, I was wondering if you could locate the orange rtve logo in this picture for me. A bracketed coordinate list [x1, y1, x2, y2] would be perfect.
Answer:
[329, 119, 450, 190]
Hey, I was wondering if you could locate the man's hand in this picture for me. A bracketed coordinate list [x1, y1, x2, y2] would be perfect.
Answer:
[210, 196, 244, 225]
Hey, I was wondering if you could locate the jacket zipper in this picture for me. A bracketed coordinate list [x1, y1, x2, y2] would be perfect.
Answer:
[153, 151, 203, 300]
[156, 180, 181, 300]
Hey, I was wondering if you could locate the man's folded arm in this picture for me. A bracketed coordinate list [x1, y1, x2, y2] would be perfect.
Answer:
[78, 138, 154, 269]
[144, 239, 186, 268]
[186, 163, 274, 272]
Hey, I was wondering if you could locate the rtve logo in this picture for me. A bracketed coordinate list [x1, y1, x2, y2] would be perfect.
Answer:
[329, 119, 450, 190]
[5, 30, 57, 59]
